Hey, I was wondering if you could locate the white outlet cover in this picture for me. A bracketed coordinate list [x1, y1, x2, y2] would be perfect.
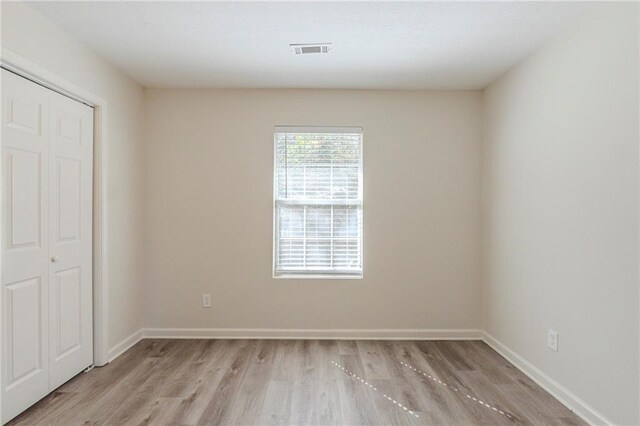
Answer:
[202, 294, 212, 308]
[547, 329, 558, 352]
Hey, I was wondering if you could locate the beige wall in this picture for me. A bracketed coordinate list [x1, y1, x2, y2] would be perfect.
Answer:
[143, 89, 482, 331]
[482, 4, 639, 425]
[1, 2, 146, 349]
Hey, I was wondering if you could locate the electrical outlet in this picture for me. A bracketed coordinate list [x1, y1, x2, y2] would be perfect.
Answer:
[202, 294, 212, 308]
[547, 329, 558, 352]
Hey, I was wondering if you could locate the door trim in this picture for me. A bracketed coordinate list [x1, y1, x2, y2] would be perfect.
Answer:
[1, 48, 110, 367]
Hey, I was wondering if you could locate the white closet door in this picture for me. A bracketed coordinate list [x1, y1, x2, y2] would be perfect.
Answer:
[1, 70, 51, 423]
[47, 92, 93, 390]
[1, 69, 93, 423]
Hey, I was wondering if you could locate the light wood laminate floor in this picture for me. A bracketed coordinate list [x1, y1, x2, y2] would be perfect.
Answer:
[10, 339, 585, 425]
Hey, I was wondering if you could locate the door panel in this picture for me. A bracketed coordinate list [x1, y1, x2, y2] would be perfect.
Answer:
[1, 70, 50, 423]
[53, 267, 81, 358]
[55, 157, 81, 243]
[7, 96, 42, 135]
[47, 95, 93, 391]
[6, 149, 42, 248]
[5, 277, 42, 387]
[56, 113, 81, 145]
[2, 69, 94, 423]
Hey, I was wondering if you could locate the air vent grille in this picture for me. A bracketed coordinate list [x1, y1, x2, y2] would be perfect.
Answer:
[290, 43, 332, 55]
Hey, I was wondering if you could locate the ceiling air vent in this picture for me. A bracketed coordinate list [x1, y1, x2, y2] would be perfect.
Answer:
[290, 43, 332, 55]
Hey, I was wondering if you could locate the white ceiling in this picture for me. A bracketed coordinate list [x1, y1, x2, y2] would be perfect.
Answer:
[29, 1, 591, 90]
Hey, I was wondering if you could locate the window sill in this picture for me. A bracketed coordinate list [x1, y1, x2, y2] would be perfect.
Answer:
[273, 273, 363, 280]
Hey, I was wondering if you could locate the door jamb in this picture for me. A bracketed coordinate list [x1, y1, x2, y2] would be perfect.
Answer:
[0, 48, 110, 367]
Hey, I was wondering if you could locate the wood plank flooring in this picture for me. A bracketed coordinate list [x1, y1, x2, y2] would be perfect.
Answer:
[9, 339, 585, 425]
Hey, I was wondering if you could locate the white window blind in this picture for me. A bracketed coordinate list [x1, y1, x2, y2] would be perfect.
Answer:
[273, 126, 363, 277]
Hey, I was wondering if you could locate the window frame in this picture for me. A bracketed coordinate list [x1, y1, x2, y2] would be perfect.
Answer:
[272, 126, 364, 279]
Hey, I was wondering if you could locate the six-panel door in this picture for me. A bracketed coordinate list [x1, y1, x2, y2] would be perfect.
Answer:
[47, 93, 94, 391]
[1, 69, 94, 423]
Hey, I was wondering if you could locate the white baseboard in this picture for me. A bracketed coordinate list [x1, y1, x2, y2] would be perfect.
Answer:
[107, 328, 144, 362]
[142, 327, 481, 340]
[481, 332, 613, 426]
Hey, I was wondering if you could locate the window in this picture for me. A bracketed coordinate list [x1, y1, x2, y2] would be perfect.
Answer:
[273, 126, 363, 278]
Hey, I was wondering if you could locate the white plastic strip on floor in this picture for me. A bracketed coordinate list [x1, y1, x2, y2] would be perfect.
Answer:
[399, 361, 513, 420]
[332, 361, 419, 419]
